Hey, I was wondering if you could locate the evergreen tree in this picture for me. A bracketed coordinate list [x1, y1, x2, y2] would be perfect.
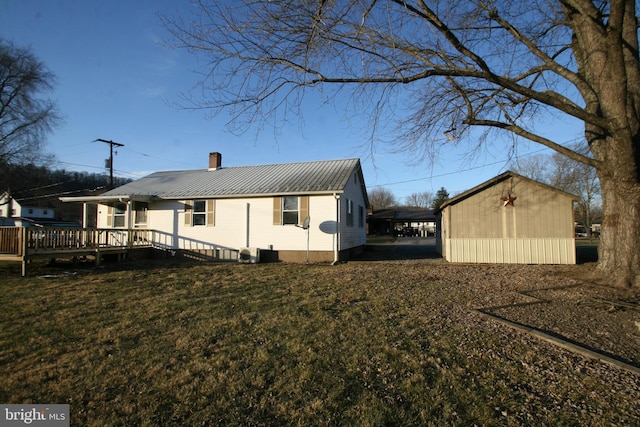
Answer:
[432, 187, 449, 210]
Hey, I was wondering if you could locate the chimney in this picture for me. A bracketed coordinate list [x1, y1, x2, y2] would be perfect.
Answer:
[208, 152, 222, 170]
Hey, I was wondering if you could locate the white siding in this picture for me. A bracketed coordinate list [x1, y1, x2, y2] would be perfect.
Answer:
[338, 171, 368, 250]
[96, 191, 367, 254]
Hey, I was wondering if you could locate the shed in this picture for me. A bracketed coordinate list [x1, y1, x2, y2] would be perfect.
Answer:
[435, 171, 577, 264]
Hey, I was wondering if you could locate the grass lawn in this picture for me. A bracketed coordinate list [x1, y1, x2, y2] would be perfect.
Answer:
[0, 259, 637, 426]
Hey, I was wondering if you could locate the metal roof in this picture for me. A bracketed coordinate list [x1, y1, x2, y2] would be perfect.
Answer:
[98, 158, 364, 199]
[369, 209, 436, 221]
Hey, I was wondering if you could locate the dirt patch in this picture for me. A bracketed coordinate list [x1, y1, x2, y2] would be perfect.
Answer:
[353, 252, 640, 370]
[482, 281, 640, 368]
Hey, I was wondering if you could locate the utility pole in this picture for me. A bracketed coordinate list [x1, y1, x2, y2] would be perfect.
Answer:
[95, 139, 124, 189]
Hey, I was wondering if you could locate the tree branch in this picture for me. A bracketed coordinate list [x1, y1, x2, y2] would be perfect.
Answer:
[466, 117, 598, 168]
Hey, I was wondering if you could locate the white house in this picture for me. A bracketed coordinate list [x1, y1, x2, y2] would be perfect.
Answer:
[0, 191, 57, 226]
[60, 153, 370, 263]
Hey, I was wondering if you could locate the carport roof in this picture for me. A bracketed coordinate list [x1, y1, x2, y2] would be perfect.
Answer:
[370, 209, 436, 221]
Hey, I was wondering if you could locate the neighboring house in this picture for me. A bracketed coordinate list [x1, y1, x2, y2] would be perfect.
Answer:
[0, 191, 61, 226]
[435, 171, 577, 264]
[60, 153, 370, 263]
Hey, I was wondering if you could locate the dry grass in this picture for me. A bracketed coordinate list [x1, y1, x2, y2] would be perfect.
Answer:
[1, 258, 638, 426]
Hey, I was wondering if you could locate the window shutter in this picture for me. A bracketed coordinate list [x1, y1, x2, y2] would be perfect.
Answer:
[273, 197, 282, 225]
[300, 196, 309, 224]
[207, 199, 215, 227]
[106, 205, 113, 227]
[184, 201, 192, 226]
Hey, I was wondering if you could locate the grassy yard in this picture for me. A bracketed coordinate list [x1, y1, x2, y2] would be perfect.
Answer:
[0, 259, 637, 426]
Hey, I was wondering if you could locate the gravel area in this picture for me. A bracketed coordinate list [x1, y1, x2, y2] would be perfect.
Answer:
[484, 279, 640, 368]
[349, 256, 640, 422]
[357, 246, 640, 371]
[392, 260, 640, 422]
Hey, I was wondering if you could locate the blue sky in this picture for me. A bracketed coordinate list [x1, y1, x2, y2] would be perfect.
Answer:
[2, 1, 584, 203]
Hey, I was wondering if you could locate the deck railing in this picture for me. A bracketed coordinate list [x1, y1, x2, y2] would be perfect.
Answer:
[0, 227, 22, 255]
[0, 227, 238, 273]
[0, 227, 154, 256]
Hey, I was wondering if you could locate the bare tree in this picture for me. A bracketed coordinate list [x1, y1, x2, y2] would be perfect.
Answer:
[510, 154, 552, 183]
[368, 187, 398, 209]
[405, 191, 433, 209]
[549, 145, 601, 238]
[511, 145, 602, 238]
[164, 1, 640, 287]
[0, 39, 60, 166]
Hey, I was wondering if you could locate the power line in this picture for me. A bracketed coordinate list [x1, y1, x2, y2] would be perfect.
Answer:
[120, 146, 200, 168]
[370, 147, 550, 188]
[16, 187, 107, 202]
[54, 160, 105, 172]
[17, 180, 74, 194]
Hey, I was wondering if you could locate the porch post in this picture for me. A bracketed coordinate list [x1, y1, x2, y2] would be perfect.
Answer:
[21, 227, 27, 276]
[127, 200, 133, 248]
[82, 203, 88, 228]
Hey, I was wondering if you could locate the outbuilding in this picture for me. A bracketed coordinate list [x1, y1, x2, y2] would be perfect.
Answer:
[435, 171, 577, 264]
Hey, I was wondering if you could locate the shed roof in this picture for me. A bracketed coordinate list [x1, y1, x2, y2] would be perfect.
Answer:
[61, 158, 368, 203]
[436, 170, 578, 213]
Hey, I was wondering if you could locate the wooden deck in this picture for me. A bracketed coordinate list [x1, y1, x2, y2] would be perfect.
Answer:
[0, 227, 154, 276]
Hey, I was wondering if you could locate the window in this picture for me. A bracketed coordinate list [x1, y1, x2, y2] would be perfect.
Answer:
[184, 200, 215, 227]
[192, 200, 207, 226]
[359, 205, 364, 228]
[273, 196, 308, 226]
[113, 203, 126, 228]
[346, 198, 354, 227]
[134, 202, 148, 225]
[282, 196, 299, 225]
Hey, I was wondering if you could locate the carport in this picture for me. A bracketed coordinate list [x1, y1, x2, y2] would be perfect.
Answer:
[368, 208, 437, 237]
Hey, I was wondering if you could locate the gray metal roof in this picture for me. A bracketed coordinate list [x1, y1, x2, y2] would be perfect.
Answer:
[101, 158, 364, 199]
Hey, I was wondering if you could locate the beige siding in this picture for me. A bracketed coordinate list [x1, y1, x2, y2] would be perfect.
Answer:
[444, 238, 575, 264]
[448, 176, 574, 239]
[440, 175, 576, 264]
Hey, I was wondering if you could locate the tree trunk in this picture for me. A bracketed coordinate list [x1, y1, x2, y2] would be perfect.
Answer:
[597, 174, 640, 288]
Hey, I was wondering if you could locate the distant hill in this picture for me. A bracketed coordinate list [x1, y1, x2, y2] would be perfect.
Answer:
[0, 162, 132, 224]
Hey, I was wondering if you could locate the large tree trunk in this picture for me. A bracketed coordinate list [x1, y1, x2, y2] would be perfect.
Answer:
[597, 171, 640, 288]
[567, 1, 640, 288]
